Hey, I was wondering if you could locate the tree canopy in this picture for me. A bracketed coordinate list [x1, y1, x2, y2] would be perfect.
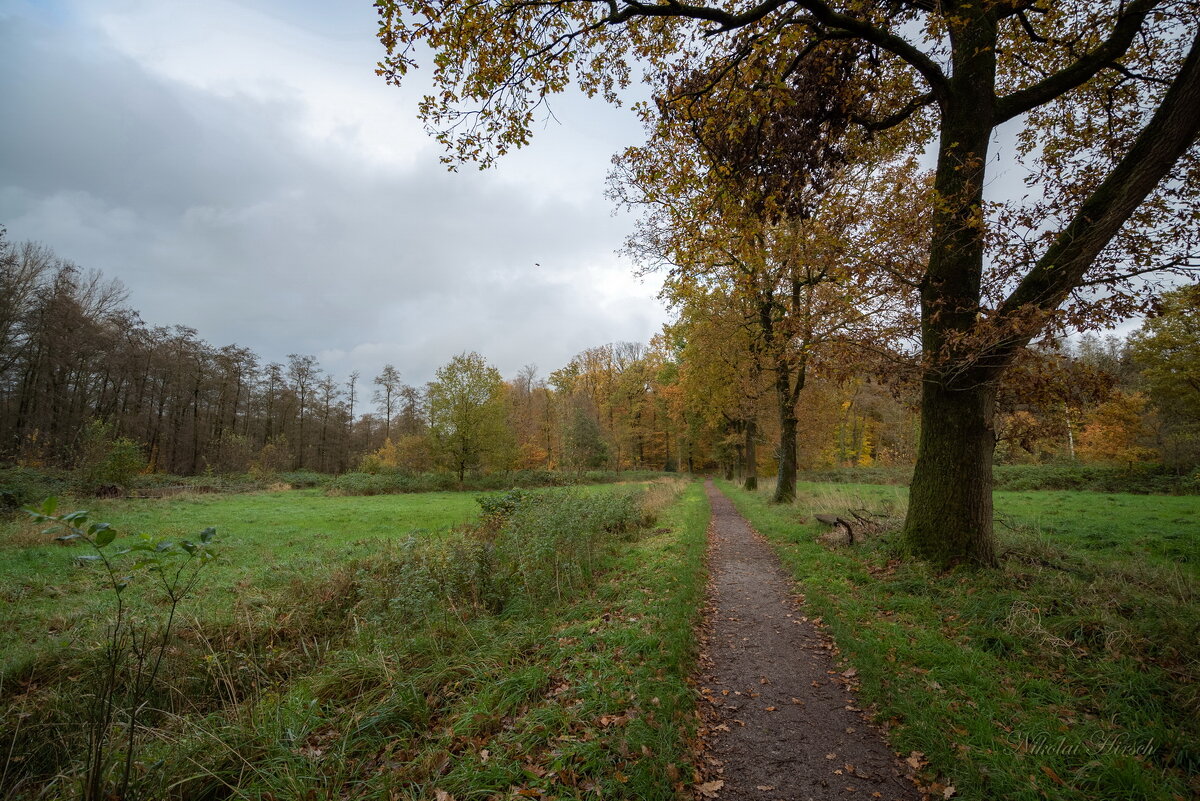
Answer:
[377, 0, 1200, 565]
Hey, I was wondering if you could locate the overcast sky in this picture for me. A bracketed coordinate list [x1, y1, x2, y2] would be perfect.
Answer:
[0, 0, 669, 385]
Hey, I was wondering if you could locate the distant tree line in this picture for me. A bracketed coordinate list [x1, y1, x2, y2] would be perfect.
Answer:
[2, 229, 1196, 484]
[0, 232, 686, 478]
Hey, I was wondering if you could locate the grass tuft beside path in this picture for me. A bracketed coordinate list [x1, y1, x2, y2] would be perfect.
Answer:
[720, 479, 1199, 801]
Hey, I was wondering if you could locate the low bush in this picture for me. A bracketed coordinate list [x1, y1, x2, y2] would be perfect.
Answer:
[275, 470, 331, 488]
[0, 467, 73, 513]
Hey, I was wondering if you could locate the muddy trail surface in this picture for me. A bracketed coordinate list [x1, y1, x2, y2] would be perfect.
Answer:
[697, 480, 918, 801]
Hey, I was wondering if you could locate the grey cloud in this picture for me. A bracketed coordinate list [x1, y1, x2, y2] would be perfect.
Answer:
[0, 3, 666, 385]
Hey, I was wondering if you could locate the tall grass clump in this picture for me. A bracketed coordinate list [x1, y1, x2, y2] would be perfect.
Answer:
[361, 486, 649, 622]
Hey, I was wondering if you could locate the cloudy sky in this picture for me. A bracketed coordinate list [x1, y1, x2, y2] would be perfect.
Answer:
[0, 0, 668, 384]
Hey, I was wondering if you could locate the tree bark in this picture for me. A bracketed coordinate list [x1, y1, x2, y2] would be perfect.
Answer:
[773, 355, 798, 502]
[743, 417, 758, 491]
[905, 379, 998, 566]
[903, 9, 998, 565]
[773, 412, 797, 503]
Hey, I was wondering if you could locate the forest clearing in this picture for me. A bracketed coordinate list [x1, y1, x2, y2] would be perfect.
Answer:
[4, 0, 1200, 799]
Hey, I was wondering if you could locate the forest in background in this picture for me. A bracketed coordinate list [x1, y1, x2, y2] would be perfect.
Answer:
[2, 229, 1196, 496]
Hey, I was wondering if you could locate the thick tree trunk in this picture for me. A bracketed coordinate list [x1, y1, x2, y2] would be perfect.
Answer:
[904, 381, 998, 567]
[903, 11, 999, 565]
[743, 418, 757, 491]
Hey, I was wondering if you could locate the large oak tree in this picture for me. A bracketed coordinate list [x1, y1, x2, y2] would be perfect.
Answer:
[376, 0, 1200, 565]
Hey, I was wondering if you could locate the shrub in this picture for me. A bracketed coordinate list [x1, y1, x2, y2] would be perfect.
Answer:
[74, 420, 147, 494]
[0, 466, 72, 513]
[276, 470, 329, 489]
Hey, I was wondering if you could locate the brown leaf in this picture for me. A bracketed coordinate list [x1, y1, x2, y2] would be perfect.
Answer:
[697, 779, 725, 798]
[1040, 765, 1065, 786]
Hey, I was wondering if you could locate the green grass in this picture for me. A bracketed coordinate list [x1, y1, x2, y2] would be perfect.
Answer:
[791, 463, 1200, 495]
[720, 479, 1200, 801]
[1, 479, 710, 799]
[0, 489, 482, 670]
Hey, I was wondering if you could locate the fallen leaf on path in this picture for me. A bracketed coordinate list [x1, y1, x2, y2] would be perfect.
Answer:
[756, 786, 775, 792]
[697, 779, 725, 798]
[826, 753, 837, 760]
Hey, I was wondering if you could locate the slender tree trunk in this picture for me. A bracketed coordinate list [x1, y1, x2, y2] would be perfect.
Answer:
[732, 420, 745, 482]
[773, 411, 797, 503]
[772, 357, 799, 503]
[905, 381, 998, 566]
[743, 417, 757, 491]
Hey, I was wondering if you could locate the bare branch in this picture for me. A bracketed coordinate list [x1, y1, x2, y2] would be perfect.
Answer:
[995, 0, 1162, 123]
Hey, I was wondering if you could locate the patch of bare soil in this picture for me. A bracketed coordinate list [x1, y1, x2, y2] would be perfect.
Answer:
[695, 480, 918, 801]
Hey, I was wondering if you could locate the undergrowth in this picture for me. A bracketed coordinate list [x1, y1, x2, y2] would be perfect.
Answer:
[1, 479, 708, 799]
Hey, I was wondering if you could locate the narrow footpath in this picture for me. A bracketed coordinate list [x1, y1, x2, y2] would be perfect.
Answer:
[698, 480, 917, 801]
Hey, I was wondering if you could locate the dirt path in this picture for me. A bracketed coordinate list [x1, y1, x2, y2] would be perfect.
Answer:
[697, 480, 917, 801]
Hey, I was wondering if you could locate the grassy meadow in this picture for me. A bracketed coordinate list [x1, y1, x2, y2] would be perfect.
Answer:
[0, 489, 483, 668]
[1, 478, 709, 800]
[723, 478, 1200, 801]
